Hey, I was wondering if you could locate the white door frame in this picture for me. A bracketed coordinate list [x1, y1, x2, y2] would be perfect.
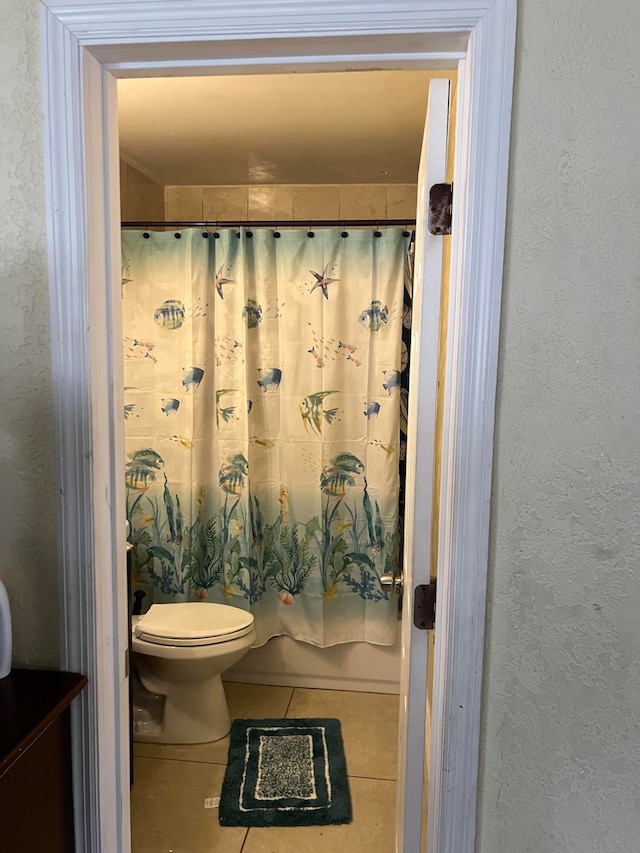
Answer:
[39, 2, 516, 851]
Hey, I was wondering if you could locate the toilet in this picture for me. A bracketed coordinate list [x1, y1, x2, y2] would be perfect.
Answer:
[131, 602, 255, 744]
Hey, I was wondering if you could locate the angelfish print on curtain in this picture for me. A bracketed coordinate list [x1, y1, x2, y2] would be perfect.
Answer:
[122, 227, 410, 646]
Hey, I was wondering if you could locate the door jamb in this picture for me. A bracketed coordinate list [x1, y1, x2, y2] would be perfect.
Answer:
[39, 2, 516, 851]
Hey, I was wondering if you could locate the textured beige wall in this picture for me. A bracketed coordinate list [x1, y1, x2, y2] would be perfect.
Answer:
[1, 0, 640, 846]
[120, 159, 165, 222]
[0, 0, 58, 666]
[478, 1, 640, 850]
[165, 184, 417, 222]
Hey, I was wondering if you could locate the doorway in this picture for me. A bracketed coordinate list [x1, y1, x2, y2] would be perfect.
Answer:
[119, 68, 450, 852]
[39, 3, 516, 851]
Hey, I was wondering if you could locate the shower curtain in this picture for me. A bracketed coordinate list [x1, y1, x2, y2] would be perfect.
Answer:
[123, 227, 410, 646]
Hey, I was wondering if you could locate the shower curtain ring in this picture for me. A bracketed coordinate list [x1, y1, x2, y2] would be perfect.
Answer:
[246, 222, 253, 238]
[213, 222, 220, 239]
[143, 221, 150, 239]
[202, 222, 210, 239]
[236, 222, 241, 238]
[274, 223, 281, 238]
[341, 222, 349, 238]
[307, 222, 315, 238]
[374, 221, 382, 238]
[174, 221, 181, 239]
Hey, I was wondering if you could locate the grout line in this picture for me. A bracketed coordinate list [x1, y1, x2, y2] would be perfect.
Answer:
[347, 772, 397, 782]
[239, 827, 250, 852]
[136, 753, 229, 767]
[283, 687, 295, 718]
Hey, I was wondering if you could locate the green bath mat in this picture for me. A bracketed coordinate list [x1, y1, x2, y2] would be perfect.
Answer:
[219, 718, 352, 827]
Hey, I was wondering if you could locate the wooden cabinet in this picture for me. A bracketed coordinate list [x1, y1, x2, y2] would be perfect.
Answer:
[0, 669, 87, 853]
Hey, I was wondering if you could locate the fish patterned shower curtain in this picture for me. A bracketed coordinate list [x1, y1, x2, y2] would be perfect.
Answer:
[123, 227, 410, 646]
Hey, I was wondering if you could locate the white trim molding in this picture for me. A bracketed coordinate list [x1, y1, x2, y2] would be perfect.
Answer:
[39, 2, 516, 851]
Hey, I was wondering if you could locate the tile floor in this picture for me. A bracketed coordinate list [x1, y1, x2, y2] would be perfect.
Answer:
[131, 683, 399, 853]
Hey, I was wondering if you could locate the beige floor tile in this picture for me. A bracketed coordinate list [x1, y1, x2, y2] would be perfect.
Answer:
[225, 681, 293, 718]
[241, 777, 396, 853]
[130, 757, 246, 853]
[286, 688, 399, 780]
[134, 682, 293, 765]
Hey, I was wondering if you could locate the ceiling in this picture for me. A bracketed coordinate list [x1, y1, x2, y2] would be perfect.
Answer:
[117, 71, 444, 186]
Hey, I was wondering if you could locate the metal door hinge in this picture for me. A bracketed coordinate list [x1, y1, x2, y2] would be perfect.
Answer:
[428, 183, 452, 235]
[413, 582, 437, 630]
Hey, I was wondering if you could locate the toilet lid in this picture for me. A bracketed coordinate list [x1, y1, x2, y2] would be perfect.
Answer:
[134, 602, 254, 647]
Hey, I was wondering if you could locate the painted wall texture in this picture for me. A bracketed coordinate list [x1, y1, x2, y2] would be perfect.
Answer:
[0, 0, 638, 847]
[478, 1, 640, 851]
[0, 0, 58, 666]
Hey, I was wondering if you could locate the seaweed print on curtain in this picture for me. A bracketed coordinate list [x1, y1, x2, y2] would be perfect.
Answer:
[123, 227, 410, 646]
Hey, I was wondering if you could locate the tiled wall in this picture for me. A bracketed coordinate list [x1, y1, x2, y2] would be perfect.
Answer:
[164, 184, 418, 222]
[120, 160, 165, 221]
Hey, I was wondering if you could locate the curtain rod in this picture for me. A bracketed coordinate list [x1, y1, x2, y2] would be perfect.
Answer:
[121, 219, 416, 228]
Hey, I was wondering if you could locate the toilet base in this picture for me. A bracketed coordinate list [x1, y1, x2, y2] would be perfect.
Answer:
[133, 669, 231, 744]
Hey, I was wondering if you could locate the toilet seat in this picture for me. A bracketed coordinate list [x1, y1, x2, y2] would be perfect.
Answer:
[134, 602, 254, 647]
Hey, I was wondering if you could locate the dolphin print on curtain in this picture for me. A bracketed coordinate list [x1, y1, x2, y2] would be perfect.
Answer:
[122, 227, 410, 646]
